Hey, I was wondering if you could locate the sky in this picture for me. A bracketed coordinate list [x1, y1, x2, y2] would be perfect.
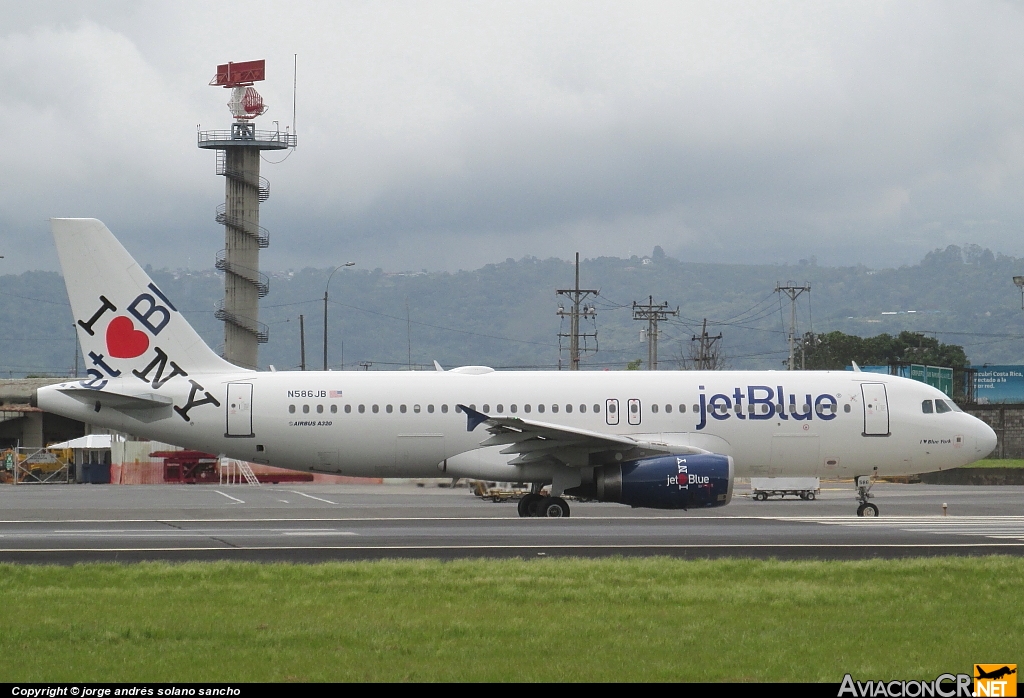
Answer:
[1, 1, 1023, 274]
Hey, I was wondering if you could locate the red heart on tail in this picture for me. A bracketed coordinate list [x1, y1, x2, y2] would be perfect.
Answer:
[106, 316, 150, 359]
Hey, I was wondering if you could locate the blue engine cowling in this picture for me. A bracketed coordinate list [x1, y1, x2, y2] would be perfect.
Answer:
[568, 453, 734, 509]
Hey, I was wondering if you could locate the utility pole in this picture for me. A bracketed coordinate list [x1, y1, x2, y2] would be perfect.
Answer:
[691, 318, 723, 370]
[556, 252, 599, 370]
[632, 296, 679, 370]
[775, 281, 811, 370]
[299, 314, 306, 371]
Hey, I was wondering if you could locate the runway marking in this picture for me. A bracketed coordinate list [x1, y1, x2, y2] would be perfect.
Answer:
[810, 516, 1024, 542]
[280, 531, 356, 537]
[1, 542, 1024, 554]
[214, 490, 245, 504]
[4, 514, 1024, 524]
[289, 491, 338, 505]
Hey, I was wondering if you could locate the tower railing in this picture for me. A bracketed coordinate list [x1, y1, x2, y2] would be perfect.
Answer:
[215, 249, 270, 297]
[214, 300, 269, 344]
[197, 128, 296, 148]
[214, 204, 270, 248]
[215, 150, 270, 201]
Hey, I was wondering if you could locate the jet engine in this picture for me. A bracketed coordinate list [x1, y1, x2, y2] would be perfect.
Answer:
[566, 454, 733, 509]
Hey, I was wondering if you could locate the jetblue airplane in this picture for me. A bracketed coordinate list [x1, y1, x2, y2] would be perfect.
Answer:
[36, 219, 997, 517]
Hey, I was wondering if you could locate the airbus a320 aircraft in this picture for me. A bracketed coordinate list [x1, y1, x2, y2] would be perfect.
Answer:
[36, 219, 997, 518]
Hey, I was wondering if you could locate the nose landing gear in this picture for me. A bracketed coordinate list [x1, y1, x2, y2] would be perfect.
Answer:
[855, 475, 879, 517]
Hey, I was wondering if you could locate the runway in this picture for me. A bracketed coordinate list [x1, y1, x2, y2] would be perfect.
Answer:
[1, 482, 1022, 562]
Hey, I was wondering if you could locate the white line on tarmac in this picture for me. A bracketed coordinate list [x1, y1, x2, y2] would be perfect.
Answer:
[214, 490, 245, 504]
[289, 490, 337, 505]
[3, 542, 1024, 553]
[5, 515, 1024, 524]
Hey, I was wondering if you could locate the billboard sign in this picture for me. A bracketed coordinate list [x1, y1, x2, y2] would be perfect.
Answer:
[975, 366, 1024, 404]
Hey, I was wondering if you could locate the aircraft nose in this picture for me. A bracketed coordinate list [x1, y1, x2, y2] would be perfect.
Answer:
[976, 418, 997, 457]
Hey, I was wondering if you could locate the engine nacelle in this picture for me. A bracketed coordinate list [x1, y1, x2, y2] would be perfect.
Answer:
[567, 454, 734, 509]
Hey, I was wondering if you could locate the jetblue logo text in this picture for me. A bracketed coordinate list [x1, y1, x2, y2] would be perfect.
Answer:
[696, 385, 838, 431]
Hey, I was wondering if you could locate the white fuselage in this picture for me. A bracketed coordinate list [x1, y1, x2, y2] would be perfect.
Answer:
[38, 368, 996, 483]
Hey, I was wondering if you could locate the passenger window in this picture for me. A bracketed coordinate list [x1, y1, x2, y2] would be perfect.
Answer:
[400, 405, 407, 413]
[496, 404, 504, 413]
[331, 404, 338, 414]
[317, 404, 324, 414]
[441, 404, 448, 413]
[593, 404, 600, 413]
[551, 404, 558, 413]
[302, 405, 310, 414]
[679, 404, 686, 413]
[579, 404, 586, 413]
[372, 405, 379, 413]
[470, 404, 477, 411]
[524, 404, 531, 413]
[630, 402, 639, 414]
[922, 400, 933, 414]
[358, 404, 365, 414]
[386, 404, 393, 414]
[935, 400, 952, 414]
[413, 404, 420, 413]
[344, 404, 351, 413]
[428, 404, 434, 413]
[565, 404, 572, 413]
[482, 404, 490, 412]
[289, 405, 295, 413]
[608, 403, 616, 414]
[844, 404, 851, 413]
[692, 404, 699, 413]
[651, 404, 659, 414]
[510, 404, 518, 413]
[455, 405, 462, 413]
[538, 404, 546, 413]
[665, 404, 672, 413]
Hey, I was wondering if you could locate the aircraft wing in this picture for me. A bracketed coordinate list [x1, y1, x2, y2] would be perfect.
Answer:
[458, 404, 707, 468]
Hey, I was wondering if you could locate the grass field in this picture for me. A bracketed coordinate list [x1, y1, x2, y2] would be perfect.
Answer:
[1, 557, 1020, 682]
[963, 458, 1024, 468]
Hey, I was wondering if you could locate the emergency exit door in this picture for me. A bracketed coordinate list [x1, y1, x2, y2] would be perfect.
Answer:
[226, 383, 254, 438]
[861, 383, 889, 437]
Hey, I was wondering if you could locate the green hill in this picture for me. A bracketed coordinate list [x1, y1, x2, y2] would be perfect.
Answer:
[2, 243, 1023, 376]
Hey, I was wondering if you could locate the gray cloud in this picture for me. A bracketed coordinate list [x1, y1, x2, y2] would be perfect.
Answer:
[2, 1, 1023, 273]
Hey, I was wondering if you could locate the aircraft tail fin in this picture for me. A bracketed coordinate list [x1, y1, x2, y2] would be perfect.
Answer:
[51, 218, 240, 378]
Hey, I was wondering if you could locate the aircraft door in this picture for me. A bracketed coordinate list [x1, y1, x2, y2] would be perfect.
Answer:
[225, 383, 254, 438]
[606, 399, 619, 426]
[627, 398, 642, 426]
[861, 383, 890, 436]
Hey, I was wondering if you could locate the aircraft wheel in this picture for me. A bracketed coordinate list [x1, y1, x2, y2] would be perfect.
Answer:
[518, 493, 542, 518]
[857, 503, 879, 517]
[541, 497, 570, 518]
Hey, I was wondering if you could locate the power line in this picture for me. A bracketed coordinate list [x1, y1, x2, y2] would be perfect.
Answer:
[632, 295, 678, 370]
[556, 253, 599, 370]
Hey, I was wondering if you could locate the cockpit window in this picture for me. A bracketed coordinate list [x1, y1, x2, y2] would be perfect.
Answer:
[921, 400, 933, 414]
[934, 399, 952, 414]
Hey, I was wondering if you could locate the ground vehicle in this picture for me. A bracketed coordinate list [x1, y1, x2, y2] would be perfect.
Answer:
[750, 477, 820, 501]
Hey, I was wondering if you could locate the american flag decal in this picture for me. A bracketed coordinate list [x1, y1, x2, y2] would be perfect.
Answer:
[329, 390, 343, 398]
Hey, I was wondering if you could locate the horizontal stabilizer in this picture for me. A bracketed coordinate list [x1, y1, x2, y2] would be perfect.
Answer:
[58, 386, 174, 416]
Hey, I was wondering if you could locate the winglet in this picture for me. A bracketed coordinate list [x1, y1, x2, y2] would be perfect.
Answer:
[458, 404, 490, 432]
[851, 361, 862, 372]
[433, 360, 445, 372]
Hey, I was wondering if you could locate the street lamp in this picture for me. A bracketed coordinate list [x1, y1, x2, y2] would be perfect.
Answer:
[324, 262, 355, 370]
[1015, 276, 1024, 310]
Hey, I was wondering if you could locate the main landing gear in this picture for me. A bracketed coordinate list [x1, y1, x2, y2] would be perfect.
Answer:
[518, 492, 571, 518]
[855, 475, 879, 517]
